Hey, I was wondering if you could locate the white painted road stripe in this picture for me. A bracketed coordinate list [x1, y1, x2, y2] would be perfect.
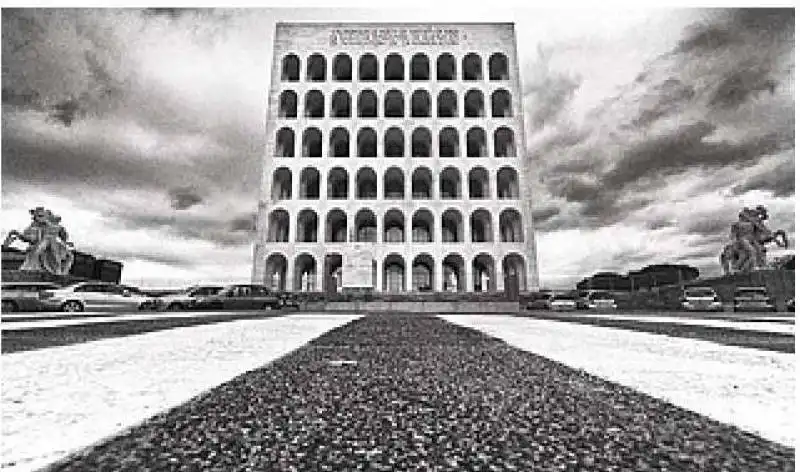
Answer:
[442, 315, 794, 447]
[577, 314, 794, 334]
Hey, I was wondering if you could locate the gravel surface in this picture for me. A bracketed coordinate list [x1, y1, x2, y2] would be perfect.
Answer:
[1, 313, 283, 354]
[523, 312, 794, 353]
[44, 314, 794, 472]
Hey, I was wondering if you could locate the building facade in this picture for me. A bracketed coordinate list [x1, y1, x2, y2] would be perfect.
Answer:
[253, 23, 539, 294]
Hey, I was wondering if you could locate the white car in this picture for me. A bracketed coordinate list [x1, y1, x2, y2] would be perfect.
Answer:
[586, 291, 617, 310]
[681, 286, 724, 312]
[160, 285, 224, 311]
[40, 282, 161, 312]
[549, 294, 578, 312]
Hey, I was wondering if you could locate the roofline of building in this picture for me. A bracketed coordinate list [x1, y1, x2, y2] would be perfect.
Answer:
[275, 21, 515, 26]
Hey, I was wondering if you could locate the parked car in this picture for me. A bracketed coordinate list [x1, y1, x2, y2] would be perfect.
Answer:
[39, 282, 162, 312]
[1, 282, 61, 312]
[680, 286, 724, 312]
[277, 291, 301, 309]
[733, 286, 776, 312]
[786, 298, 795, 312]
[586, 291, 617, 310]
[525, 292, 553, 310]
[192, 284, 281, 311]
[549, 294, 578, 312]
[159, 285, 224, 311]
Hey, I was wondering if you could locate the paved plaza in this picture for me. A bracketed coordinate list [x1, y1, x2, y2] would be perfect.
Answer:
[1, 312, 794, 471]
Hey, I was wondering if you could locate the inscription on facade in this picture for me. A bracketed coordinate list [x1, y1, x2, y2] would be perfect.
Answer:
[330, 28, 461, 46]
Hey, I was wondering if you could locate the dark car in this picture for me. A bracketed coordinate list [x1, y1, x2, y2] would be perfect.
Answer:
[159, 285, 225, 311]
[193, 284, 281, 311]
[733, 286, 776, 312]
[786, 298, 795, 312]
[277, 291, 301, 310]
[525, 292, 553, 310]
[2, 282, 61, 312]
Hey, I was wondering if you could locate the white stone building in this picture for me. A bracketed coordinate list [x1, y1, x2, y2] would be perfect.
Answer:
[253, 23, 539, 294]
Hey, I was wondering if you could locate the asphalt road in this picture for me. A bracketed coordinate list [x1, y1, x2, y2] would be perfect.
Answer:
[1, 311, 287, 354]
[41, 314, 794, 472]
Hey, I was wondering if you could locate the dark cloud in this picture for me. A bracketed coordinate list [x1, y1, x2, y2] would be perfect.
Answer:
[602, 121, 790, 190]
[683, 218, 732, 237]
[109, 211, 254, 247]
[230, 213, 256, 232]
[531, 206, 560, 225]
[524, 45, 582, 130]
[545, 176, 601, 203]
[731, 158, 795, 197]
[630, 78, 695, 128]
[169, 187, 204, 210]
[708, 66, 778, 109]
[645, 218, 676, 231]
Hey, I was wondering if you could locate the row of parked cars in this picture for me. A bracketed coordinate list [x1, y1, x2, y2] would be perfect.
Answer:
[1, 281, 301, 313]
[525, 286, 793, 313]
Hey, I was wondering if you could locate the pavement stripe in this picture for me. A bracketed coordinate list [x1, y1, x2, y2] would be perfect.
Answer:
[578, 314, 794, 334]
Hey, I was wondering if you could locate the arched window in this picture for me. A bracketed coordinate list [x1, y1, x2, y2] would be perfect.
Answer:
[440, 167, 461, 199]
[411, 53, 430, 80]
[271, 167, 292, 200]
[326, 209, 348, 242]
[500, 209, 524, 242]
[281, 54, 300, 81]
[437, 53, 456, 80]
[304, 90, 324, 118]
[355, 209, 377, 242]
[494, 127, 516, 157]
[330, 90, 351, 118]
[356, 168, 377, 199]
[462, 53, 483, 81]
[385, 54, 404, 81]
[357, 128, 377, 157]
[302, 128, 322, 157]
[412, 254, 434, 291]
[358, 90, 378, 118]
[383, 210, 405, 243]
[384, 90, 404, 118]
[472, 254, 496, 292]
[327, 167, 348, 199]
[333, 54, 352, 81]
[383, 254, 405, 292]
[279, 91, 297, 118]
[437, 89, 457, 117]
[439, 127, 459, 157]
[296, 211, 318, 242]
[466, 127, 487, 157]
[491, 89, 512, 117]
[411, 167, 432, 199]
[489, 53, 509, 80]
[329, 127, 349, 157]
[412, 210, 434, 243]
[441, 209, 463, 243]
[468, 167, 490, 199]
[497, 167, 519, 199]
[306, 54, 326, 82]
[411, 128, 431, 157]
[470, 209, 493, 242]
[359, 54, 378, 81]
[384, 127, 404, 157]
[464, 89, 485, 117]
[411, 90, 431, 117]
[299, 168, 320, 199]
[275, 128, 294, 157]
[267, 211, 290, 242]
[383, 167, 405, 200]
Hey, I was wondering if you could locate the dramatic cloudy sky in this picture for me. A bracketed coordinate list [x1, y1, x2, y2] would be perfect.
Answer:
[1, 8, 795, 288]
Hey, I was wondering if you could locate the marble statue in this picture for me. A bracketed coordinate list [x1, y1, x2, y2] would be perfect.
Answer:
[721, 205, 789, 275]
[480, 271, 490, 292]
[3, 206, 75, 275]
[448, 271, 458, 292]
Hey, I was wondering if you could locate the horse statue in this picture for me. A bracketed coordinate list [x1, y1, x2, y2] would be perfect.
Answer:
[3, 206, 75, 276]
[720, 206, 790, 275]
